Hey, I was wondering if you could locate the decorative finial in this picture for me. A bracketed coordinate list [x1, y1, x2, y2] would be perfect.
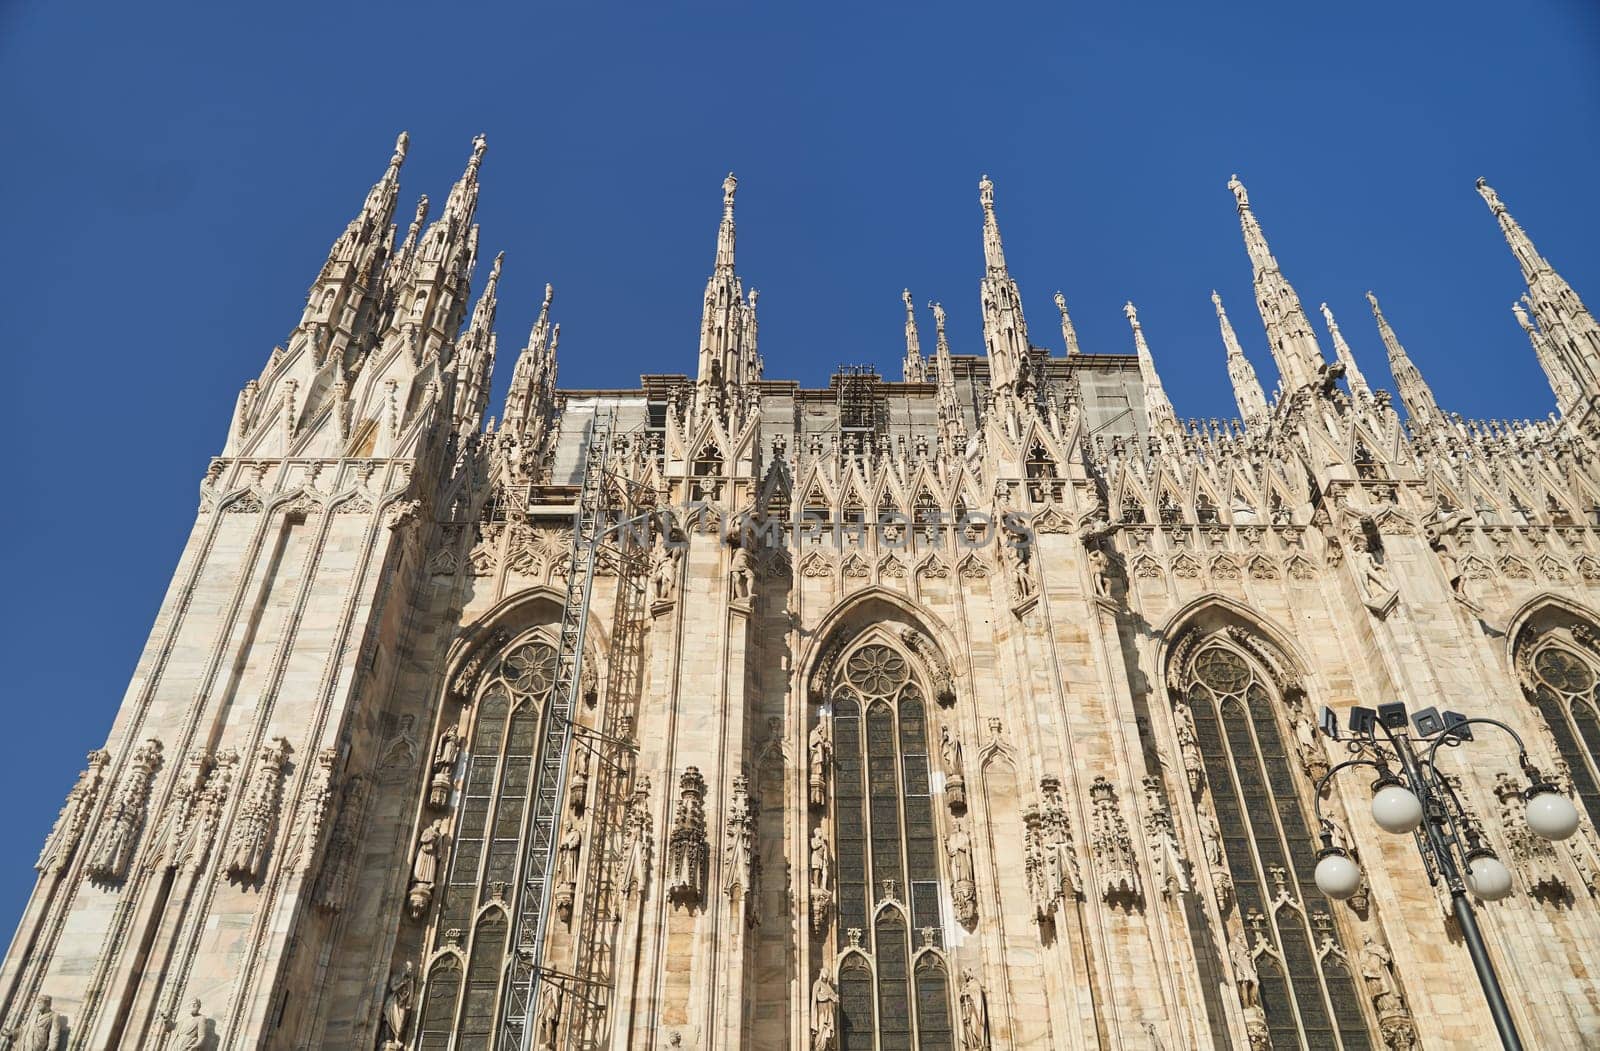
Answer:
[470, 134, 487, 170]
[1054, 291, 1081, 355]
[979, 174, 994, 209]
[1211, 290, 1223, 309]
[1475, 177, 1505, 213]
[489, 251, 504, 280]
[392, 131, 410, 167]
[723, 172, 738, 210]
[542, 283, 554, 310]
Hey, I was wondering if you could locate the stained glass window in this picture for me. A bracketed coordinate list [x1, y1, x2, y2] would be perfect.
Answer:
[827, 640, 956, 1048]
[419, 633, 562, 1042]
[1526, 638, 1600, 829]
[1186, 641, 1374, 1049]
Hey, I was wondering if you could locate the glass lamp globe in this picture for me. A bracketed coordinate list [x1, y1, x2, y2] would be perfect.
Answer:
[1465, 852, 1514, 901]
[1525, 788, 1581, 842]
[1370, 782, 1423, 834]
[1314, 850, 1362, 900]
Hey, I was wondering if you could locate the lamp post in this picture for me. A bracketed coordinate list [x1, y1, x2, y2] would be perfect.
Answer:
[1308, 701, 1580, 1051]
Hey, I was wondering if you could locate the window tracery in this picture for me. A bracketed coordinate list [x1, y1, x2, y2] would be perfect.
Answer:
[1517, 626, 1600, 829]
[824, 638, 957, 1050]
[417, 631, 561, 1049]
[1180, 638, 1374, 1050]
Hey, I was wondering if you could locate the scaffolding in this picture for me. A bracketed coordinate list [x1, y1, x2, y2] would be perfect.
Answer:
[498, 409, 614, 1050]
[834, 363, 881, 436]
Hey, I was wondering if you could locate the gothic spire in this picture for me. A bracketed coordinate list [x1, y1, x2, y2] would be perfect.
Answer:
[1318, 302, 1372, 402]
[976, 175, 1034, 402]
[502, 282, 559, 463]
[1367, 292, 1445, 431]
[902, 289, 927, 382]
[693, 173, 754, 427]
[1213, 292, 1268, 430]
[1054, 292, 1081, 355]
[1477, 178, 1600, 407]
[930, 301, 965, 444]
[1227, 175, 1328, 395]
[1514, 298, 1580, 412]
[1125, 302, 1179, 435]
[454, 252, 502, 435]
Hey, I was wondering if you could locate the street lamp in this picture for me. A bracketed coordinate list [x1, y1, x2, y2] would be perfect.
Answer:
[1309, 701, 1581, 1051]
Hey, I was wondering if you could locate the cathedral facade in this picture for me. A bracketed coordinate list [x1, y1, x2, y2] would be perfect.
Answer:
[6, 133, 1600, 1050]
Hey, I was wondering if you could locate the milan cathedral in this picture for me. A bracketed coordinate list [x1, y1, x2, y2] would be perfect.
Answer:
[6, 132, 1600, 1050]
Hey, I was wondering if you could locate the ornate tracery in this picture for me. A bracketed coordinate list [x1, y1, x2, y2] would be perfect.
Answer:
[1173, 629, 1375, 1050]
[820, 636, 958, 1050]
[1515, 619, 1600, 830]
[416, 630, 560, 1050]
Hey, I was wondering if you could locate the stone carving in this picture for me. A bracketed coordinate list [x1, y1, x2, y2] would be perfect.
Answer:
[569, 750, 590, 816]
[959, 969, 990, 1050]
[225, 736, 292, 882]
[379, 962, 414, 1050]
[651, 533, 680, 604]
[729, 541, 754, 601]
[1353, 532, 1396, 607]
[948, 821, 978, 927]
[555, 817, 583, 924]
[291, 747, 338, 875]
[1360, 936, 1416, 1044]
[171, 999, 205, 1051]
[1173, 701, 1204, 795]
[1493, 771, 1563, 891]
[36, 749, 110, 874]
[1090, 776, 1142, 905]
[1292, 707, 1330, 786]
[941, 724, 967, 814]
[809, 826, 833, 933]
[1230, 927, 1259, 1008]
[87, 738, 163, 881]
[900, 629, 956, 706]
[810, 968, 838, 1051]
[428, 722, 460, 809]
[407, 817, 450, 919]
[725, 774, 760, 927]
[666, 767, 709, 906]
[621, 776, 653, 900]
[1141, 777, 1190, 899]
[1025, 775, 1083, 926]
[314, 776, 366, 912]
[449, 627, 510, 700]
[808, 719, 831, 812]
[11, 994, 65, 1051]
[533, 980, 562, 1051]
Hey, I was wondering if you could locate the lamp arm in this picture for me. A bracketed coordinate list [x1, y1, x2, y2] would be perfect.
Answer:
[1312, 757, 1384, 840]
[1422, 717, 1531, 775]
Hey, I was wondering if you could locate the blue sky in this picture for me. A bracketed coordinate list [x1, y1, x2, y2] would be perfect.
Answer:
[0, 0, 1595, 921]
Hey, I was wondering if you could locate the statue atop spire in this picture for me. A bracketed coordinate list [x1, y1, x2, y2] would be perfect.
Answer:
[1226, 174, 1328, 396]
[1318, 302, 1372, 403]
[929, 301, 964, 445]
[1367, 292, 1445, 432]
[693, 172, 756, 428]
[1054, 292, 1081, 356]
[975, 175, 1034, 410]
[716, 172, 738, 273]
[1214, 291, 1269, 430]
[1476, 178, 1600, 413]
[1126, 302, 1178, 435]
[1514, 299, 1581, 412]
[902, 289, 927, 383]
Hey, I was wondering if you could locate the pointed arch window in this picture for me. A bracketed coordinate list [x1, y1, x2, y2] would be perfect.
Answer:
[1519, 630, 1600, 828]
[1181, 640, 1373, 1050]
[827, 640, 956, 1050]
[421, 632, 560, 1044]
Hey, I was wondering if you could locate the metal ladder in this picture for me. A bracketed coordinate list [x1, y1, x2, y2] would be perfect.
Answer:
[499, 408, 613, 1050]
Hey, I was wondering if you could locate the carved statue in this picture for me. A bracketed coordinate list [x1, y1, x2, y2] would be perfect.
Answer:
[729, 541, 754, 601]
[948, 822, 977, 926]
[172, 999, 205, 1051]
[651, 533, 680, 603]
[810, 969, 839, 1051]
[380, 963, 414, 1049]
[959, 970, 990, 1050]
[808, 720, 831, 811]
[1292, 709, 1329, 784]
[1086, 545, 1114, 599]
[408, 818, 449, 918]
[557, 818, 583, 886]
[1355, 540, 1393, 600]
[225, 737, 291, 882]
[1230, 929, 1259, 1008]
[809, 826, 831, 891]
[428, 723, 460, 808]
[1173, 703, 1204, 794]
[534, 981, 562, 1051]
[1361, 936, 1403, 1014]
[941, 724, 968, 813]
[14, 995, 65, 1051]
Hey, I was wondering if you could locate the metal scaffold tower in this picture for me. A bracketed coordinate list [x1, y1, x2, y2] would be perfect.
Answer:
[499, 409, 614, 1050]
